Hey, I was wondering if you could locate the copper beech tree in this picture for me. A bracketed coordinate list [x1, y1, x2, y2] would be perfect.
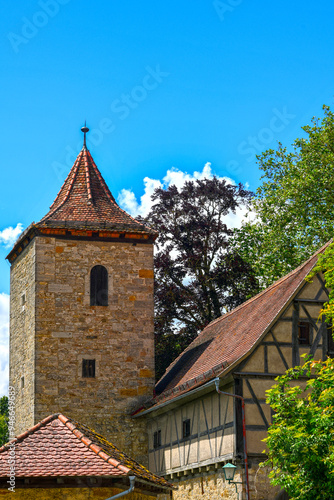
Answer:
[139, 177, 259, 379]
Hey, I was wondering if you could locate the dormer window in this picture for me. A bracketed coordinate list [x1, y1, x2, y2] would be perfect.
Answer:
[90, 265, 108, 306]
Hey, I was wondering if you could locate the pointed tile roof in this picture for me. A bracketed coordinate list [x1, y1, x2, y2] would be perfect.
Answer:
[7, 141, 157, 264]
[38, 147, 155, 235]
[0, 414, 171, 491]
[143, 241, 331, 410]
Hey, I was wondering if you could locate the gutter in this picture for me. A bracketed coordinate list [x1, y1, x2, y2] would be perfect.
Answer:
[105, 476, 135, 500]
[133, 377, 221, 417]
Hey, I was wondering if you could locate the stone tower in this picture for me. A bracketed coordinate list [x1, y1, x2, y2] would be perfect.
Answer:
[7, 127, 157, 462]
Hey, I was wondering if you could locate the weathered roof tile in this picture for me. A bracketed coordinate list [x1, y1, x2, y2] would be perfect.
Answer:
[0, 414, 170, 489]
[150, 241, 331, 407]
[38, 147, 156, 236]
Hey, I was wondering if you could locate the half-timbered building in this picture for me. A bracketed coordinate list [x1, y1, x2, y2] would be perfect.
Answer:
[136, 242, 332, 500]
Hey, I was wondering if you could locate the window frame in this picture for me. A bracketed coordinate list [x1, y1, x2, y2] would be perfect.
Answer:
[298, 321, 311, 346]
[182, 418, 191, 439]
[153, 430, 161, 449]
[82, 359, 96, 378]
[90, 265, 108, 306]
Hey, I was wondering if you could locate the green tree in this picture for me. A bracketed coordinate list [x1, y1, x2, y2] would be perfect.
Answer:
[234, 105, 334, 289]
[0, 395, 9, 446]
[308, 240, 334, 324]
[263, 357, 334, 500]
[140, 177, 259, 379]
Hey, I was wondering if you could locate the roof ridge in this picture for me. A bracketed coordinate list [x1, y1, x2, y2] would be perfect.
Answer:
[50, 150, 83, 211]
[58, 414, 131, 474]
[0, 413, 60, 451]
[37, 146, 157, 234]
[155, 239, 332, 387]
[84, 152, 93, 203]
[86, 149, 116, 204]
[206, 239, 332, 330]
[85, 149, 156, 232]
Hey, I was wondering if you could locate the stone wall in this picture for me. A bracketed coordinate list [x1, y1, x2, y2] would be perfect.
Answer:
[10, 235, 155, 464]
[158, 462, 282, 500]
[9, 241, 36, 434]
[0, 487, 161, 499]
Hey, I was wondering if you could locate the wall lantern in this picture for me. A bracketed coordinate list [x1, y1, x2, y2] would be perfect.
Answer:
[222, 462, 237, 482]
[222, 463, 242, 499]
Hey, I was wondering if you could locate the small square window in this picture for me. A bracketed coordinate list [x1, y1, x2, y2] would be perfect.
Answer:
[183, 419, 191, 438]
[153, 430, 161, 449]
[82, 359, 95, 378]
[298, 322, 310, 345]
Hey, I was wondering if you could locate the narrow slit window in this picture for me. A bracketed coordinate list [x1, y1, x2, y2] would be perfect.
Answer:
[153, 430, 161, 449]
[183, 419, 191, 438]
[298, 322, 310, 345]
[90, 265, 108, 306]
[82, 359, 95, 378]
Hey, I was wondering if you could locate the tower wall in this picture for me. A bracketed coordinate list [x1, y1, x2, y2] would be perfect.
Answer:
[10, 234, 155, 464]
[9, 240, 36, 434]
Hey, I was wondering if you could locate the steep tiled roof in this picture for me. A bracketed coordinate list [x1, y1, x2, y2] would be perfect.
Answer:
[0, 414, 170, 489]
[6, 145, 157, 264]
[38, 147, 156, 235]
[150, 241, 331, 407]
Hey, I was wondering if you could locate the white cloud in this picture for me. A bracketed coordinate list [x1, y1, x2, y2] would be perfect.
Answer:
[0, 223, 24, 248]
[119, 177, 162, 217]
[162, 162, 234, 189]
[118, 162, 240, 219]
[0, 293, 9, 397]
[224, 204, 248, 229]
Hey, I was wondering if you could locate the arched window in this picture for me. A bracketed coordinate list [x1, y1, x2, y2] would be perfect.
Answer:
[90, 265, 108, 306]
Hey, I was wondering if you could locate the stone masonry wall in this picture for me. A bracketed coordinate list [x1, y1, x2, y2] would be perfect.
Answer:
[9, 241, 36, 434]
[0, 487, 161, 499]
[10, 235, 155, 465]
[158, 463, 282, 500]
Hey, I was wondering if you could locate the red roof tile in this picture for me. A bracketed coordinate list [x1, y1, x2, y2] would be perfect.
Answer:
[150, 241, 331, 406]
[0, 414, 170, 489]
[38, 147, 156, 235]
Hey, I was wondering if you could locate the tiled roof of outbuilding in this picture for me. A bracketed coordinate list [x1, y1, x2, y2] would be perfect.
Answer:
[38, 147, 156, 235]
[149, 241, 331, 407]
[0, 414, 170, 489]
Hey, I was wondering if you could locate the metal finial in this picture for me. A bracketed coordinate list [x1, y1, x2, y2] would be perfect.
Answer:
[81, 121, 89, 149]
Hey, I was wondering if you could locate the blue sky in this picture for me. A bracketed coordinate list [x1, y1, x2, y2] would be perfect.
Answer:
[0, 0, 334, 394]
